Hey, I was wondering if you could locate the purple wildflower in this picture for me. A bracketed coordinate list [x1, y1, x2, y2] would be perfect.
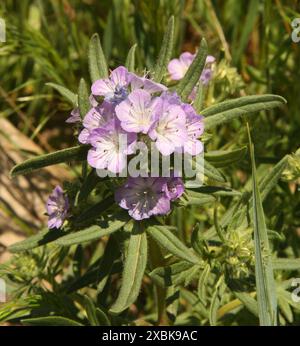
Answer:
[149, 97, 187, 155]
[46, 186, 69, 229]
[115, 89, 159, 134]
[168, 52, 215, 84]
[165, 176, 185, 201]
[115, 177, 171, 220]
[87, 121, 137, 174]
[78, 101, 114, 144]
[181, 104, 204, 155]
[91, 66, 131, 104]
[168, 52, 195, 80]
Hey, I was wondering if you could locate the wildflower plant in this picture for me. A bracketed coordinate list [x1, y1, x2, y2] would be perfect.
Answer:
[4, 16, 299, 327]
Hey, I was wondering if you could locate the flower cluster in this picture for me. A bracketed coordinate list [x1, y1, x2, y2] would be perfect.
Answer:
[46, 64, 206, 226]
[76, 66, 204, 174]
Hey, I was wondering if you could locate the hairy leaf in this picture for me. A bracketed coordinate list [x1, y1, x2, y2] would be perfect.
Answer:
[147, 225, 200, 264]
[88, 33, 108, 82]
[153, 16, 174, 83]
[110, 227, 148, 314]
[10, 145, 88, 177]
[203, 95, 286, 130]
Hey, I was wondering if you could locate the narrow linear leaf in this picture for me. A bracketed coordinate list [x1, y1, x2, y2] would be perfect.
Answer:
[146, 225, 200, 264]
[197, 263, 210, 305]
[177, 38, 208, 100]
[233, 291, 258, 317]
[110, 228, 148, 314]
[9, 228, 64, 253]
[203, 95, 286, 130]
[21, 316, 83, 326]
[183, 190, 215, 206]
[125, 44, 137, 72]
[272, 258, 300, 271]
[209, 277, 225, 326]
[96, 308, 111, 326]
[149, 261, 194, 287]
[54, 218, 126, 246]
[205, 147, 247, 168]
[153, 16, 175, 83]
[203, 159, 226, 182]
[233, 0, 260, 64]
[84, 296, 99, 326]
[46, 82, 78, 106]
[88, 33, 108, 82]
[249, 126, 277, 326]
[193, 82, 205, 113]
[78, 78, 90, 118]
[10, 145, 88, 178]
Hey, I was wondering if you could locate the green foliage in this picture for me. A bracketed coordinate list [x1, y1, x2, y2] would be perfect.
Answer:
[249, 126, 277, 326]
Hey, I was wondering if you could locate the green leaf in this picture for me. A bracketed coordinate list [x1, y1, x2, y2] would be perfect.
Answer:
[205, 147, 247, 168]
[88, 33, 108, 82]
[84, 296, 99, 326]
[78, 78, 90, 118]
[272, 258, 300, 271]
[146, 225, 200, 264]
[258, 155, 289, 201]
[149, 261, 195, 287]
[249, 126, 277, 326]
[233, 0, 260, 64]
[21, 316, 83, 326]
[10, 145, 88, 177]
[176, 38, 208, 100]
[125, 44, 137, 72]
[193, 82, 205, 113]
[203, 95, 286, 130]
[204, 159, 226, 182]
[9, 228, 64, 253]
[153, 16, 175, 83]
[233, 291, 258, 317]
[54, 218, 126, 246]
[46, 82, 78, 106]
[209, 277, 225, 326]
[96, 308, 111, 326]
[197, 263, 210, 305]
[84, 296, 110, 326]
[183, 190, 215, 206]
[110, 225, 148, 314]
